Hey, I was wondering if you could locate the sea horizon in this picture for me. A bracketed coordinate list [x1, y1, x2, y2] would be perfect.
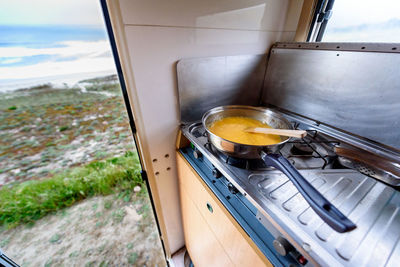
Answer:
[0, 24, 117, 92]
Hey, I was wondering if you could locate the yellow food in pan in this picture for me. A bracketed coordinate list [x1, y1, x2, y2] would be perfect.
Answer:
[209, 116, 281, 145]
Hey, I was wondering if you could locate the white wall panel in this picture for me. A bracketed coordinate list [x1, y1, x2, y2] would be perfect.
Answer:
[120, 0, 299, 31]
[110, 0, 302, 257]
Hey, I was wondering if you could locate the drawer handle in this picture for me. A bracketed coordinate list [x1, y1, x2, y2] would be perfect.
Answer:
[206, 202, 213, 213]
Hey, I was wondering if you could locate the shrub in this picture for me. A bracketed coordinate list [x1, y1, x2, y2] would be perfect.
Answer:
[59, 126, 69, 131]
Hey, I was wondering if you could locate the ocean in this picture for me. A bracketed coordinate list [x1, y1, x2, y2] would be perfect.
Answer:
[0, 25, 117, 92]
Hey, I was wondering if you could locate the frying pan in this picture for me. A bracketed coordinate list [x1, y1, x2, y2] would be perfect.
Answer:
[202, 105, 356, 233]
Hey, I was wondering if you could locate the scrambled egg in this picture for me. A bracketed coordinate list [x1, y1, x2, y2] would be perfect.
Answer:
[209, 116, 281, 146]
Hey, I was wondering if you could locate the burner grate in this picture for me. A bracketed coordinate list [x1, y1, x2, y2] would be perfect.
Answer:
[196, 121, 343, 170]
[207, 143, 272, 170]
[281, 126, 341, 169]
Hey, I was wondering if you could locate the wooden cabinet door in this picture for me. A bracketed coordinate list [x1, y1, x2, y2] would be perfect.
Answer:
[177, 153, 271, 267]
[180, 186, 233, 267]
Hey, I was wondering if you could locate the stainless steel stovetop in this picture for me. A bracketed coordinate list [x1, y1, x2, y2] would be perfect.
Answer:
[181, 109, 400, 267]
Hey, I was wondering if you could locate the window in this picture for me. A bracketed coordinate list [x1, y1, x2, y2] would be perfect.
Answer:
[308, 0, 400, 42]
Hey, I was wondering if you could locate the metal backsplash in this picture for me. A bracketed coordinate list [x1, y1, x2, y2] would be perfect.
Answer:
[177, 55, 266, 123]
[262, 43, 400, 152]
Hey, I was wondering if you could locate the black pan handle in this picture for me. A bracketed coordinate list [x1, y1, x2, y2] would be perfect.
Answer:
[260, 152, 356, 233]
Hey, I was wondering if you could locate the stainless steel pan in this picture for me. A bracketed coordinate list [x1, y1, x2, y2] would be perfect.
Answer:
[203, 105, 356, 233]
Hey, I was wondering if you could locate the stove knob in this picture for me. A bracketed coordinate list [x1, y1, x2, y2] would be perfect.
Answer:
[273, 236, 294, 256]
[212, 168, 222, 178]
[228, 183, 239, 194]
[193, 149, 202, 159]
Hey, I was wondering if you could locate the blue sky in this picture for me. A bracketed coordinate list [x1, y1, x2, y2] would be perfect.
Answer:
[0, 0, 104, 26]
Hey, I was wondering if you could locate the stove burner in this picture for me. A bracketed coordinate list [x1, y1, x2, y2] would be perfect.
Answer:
[291, 143, 316, 155]
[210, 144, 271, 170]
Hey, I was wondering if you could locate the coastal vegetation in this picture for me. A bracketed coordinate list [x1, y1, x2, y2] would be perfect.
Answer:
[0, 75, 165, 266]
[0, 151, 142, 228]
[0, 75, 141, 227]
[0, 75, 134, 185]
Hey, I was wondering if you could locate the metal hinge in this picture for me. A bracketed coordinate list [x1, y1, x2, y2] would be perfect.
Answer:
[140, 170, 148, 181]
[317, 9, 332, 23]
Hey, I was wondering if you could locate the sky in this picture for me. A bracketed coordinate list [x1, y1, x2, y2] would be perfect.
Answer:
[323, 0, 400, 42]
[0, 0, 104, 26]
[328, 0, 400, 28]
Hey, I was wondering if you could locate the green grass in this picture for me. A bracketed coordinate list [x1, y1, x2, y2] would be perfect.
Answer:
[128, 252, 138, 265]
[0, 151, 142, 228]
[49, 233, 61, 243]
[111, 208, 126, 223]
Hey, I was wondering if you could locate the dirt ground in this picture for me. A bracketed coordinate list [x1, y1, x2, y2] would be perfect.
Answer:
[0, 192, 166, 267]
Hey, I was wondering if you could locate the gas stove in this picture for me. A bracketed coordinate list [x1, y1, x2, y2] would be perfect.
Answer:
[190, 121, 339, 171]
[181, 108, 400, 267]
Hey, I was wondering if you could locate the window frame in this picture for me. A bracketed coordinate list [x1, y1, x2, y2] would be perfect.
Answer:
[307, 0, 335, 42]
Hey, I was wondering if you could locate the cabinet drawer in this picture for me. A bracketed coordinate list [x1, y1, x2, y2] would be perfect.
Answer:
[177, 153, 270, 267]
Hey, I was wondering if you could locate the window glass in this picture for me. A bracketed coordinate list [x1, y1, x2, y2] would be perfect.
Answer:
[323, 0, 400, 42]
